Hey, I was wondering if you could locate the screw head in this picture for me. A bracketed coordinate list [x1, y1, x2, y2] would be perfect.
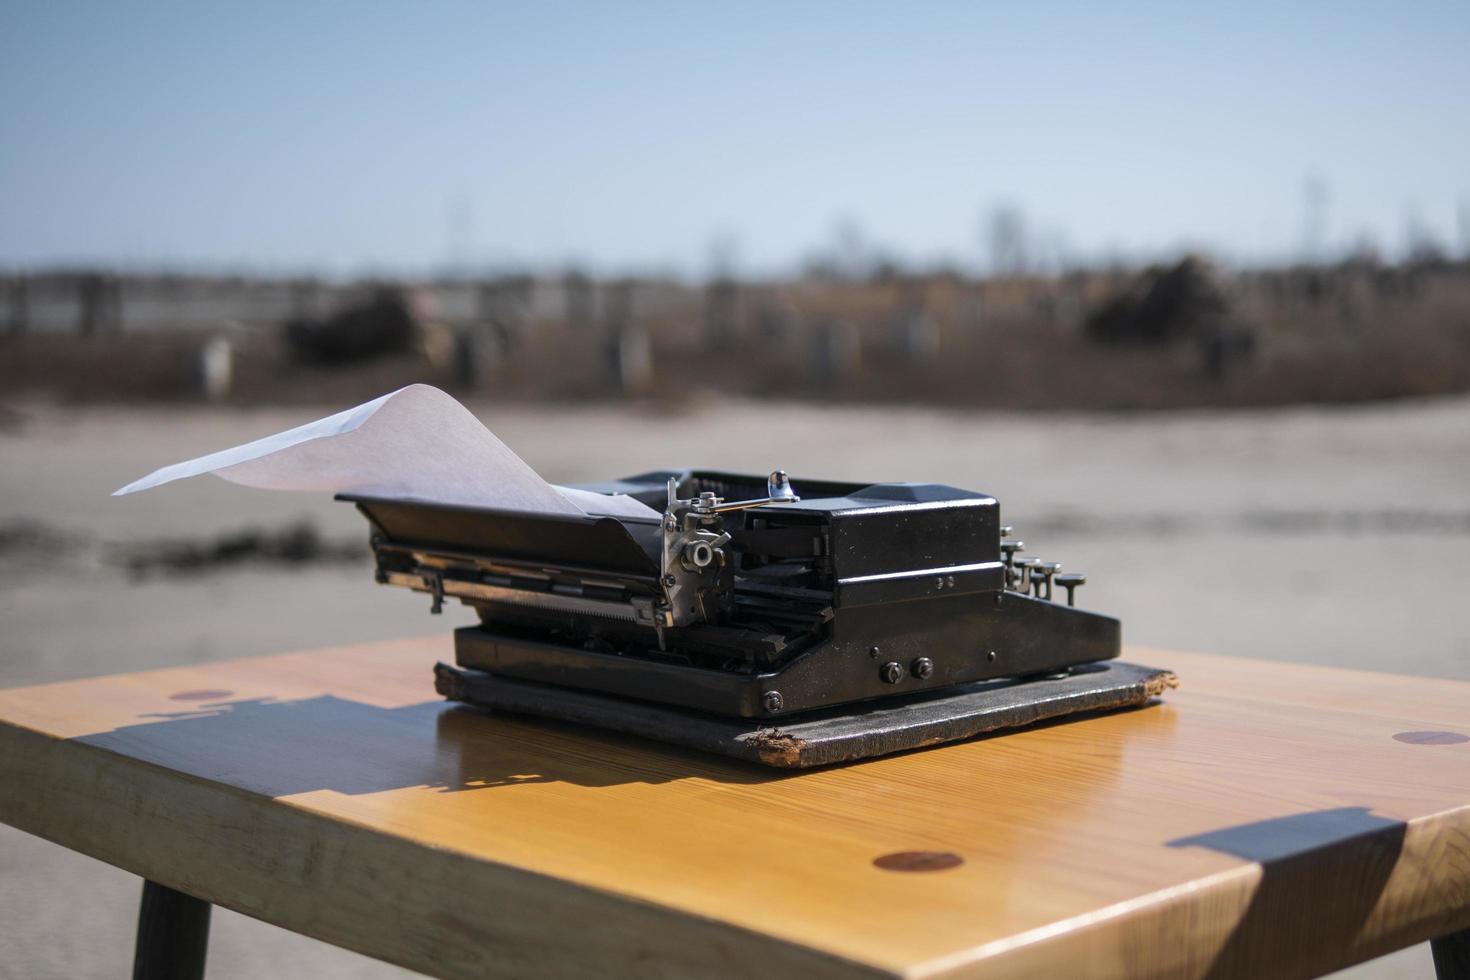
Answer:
[763, 691, 784, 713]
[683, 540, 714, 569]
[880, 661, 904, 684]
[911, 657, 934, 680]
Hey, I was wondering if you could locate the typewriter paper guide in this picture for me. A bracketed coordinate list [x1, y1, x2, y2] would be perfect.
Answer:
[111, 384, 657, 519]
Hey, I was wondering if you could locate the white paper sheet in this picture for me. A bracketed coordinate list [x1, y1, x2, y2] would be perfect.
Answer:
[112, 384, 658, 519]
[554, 485, 663, 520]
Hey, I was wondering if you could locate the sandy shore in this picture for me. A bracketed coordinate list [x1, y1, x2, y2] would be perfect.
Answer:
[3, 393, 1467, 978]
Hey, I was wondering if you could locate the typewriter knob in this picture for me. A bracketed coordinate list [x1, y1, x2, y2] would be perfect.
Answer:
[767, 470, 797, 502]
[1028, 566, 1045, 598]
[1035, 561, 1062, 600]
[1000, 525, 1014, 538]
[880, 661, 904, 684]
[1013, 557, 1041, 594]
[1055, 572, 1086, 606]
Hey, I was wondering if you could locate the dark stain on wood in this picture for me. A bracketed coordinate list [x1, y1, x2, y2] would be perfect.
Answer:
[1392, 730, 1469, 745]
[873, 850, 965, 872]
[170, 689, 234, 702]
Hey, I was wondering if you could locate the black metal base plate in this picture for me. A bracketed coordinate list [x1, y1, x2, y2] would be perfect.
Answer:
[434, 660, 1178, 768]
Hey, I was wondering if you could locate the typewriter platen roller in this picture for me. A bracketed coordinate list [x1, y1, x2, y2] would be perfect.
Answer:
[346, 469, 1175, 767]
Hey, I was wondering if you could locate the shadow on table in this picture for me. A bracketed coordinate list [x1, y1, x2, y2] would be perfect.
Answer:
[73, 682, 1173, 800]
[1168, 807, 1408, 977]
[74, 694, 791, 796]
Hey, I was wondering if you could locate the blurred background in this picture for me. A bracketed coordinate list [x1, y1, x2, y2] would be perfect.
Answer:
[2, 2, 1468, 977]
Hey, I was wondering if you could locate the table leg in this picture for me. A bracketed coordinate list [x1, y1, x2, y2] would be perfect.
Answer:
[132, 879, 211, 980]
[1434, 926, 1470, 980]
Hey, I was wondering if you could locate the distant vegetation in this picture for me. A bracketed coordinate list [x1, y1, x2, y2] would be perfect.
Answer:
[2, 254, 1468, 410]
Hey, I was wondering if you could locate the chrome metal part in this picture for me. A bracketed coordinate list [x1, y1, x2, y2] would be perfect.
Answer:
[1056, 572, 1087, 606]
[1013, 557, 1041, 596]
[1000, 540, 1024, 587]
[1036, 561, 1062, 601]
[703, 469, 800, 513]
[658, 478, 732, 629]
[657, 469, 798, 629]
[384, 570, 657, 625]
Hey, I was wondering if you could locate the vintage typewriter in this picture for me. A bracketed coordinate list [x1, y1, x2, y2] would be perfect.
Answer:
[346, 470, 1174, 767]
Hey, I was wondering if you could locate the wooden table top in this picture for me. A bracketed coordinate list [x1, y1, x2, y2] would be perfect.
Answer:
[2, 638, 1468, 980]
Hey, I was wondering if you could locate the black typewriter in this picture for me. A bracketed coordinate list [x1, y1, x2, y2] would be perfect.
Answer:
[345, 470, 1173, 767]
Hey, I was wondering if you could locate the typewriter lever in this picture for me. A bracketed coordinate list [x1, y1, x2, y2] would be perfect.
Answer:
[656, 470, 799, 638]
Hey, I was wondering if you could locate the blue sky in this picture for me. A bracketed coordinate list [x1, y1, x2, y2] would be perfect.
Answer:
[2, 1, 1467, 274]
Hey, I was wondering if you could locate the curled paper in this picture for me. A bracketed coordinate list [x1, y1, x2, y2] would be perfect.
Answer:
[113, 384, 657, 519]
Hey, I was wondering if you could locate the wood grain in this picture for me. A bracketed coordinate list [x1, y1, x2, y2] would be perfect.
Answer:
[1, 638, 1469, 979]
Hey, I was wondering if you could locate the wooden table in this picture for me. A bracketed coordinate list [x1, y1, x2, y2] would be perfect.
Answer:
[2, 638, 1469, 979]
